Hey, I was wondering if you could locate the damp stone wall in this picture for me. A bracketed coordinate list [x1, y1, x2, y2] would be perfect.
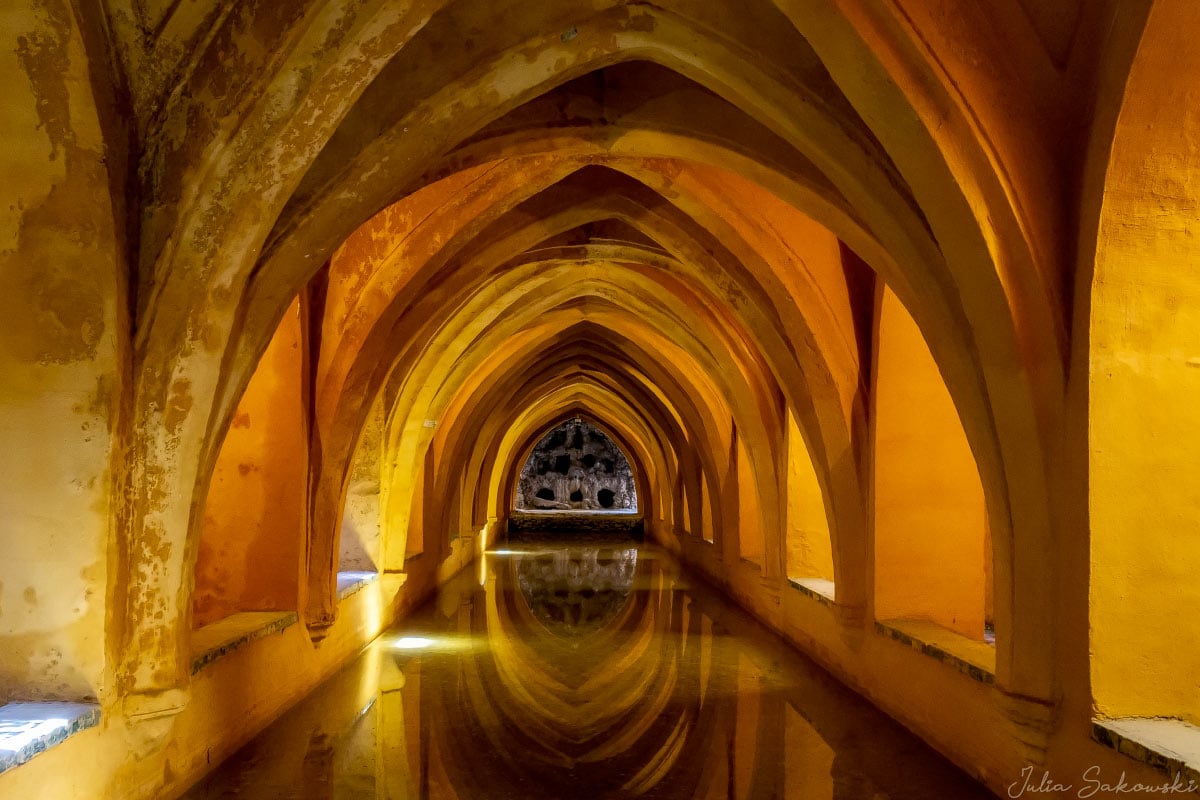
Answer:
[516, 421, 637, 511]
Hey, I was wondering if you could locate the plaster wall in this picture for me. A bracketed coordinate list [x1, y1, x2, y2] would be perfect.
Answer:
[736, 435, 764, 563]
[0, 0, 125, 703]
[784, 410, 834, 581]
[872, 288, 987, 639]
[1089, 0, 1200, 724]
[340, 398, 384, 572]
[193, 300, 307, 627]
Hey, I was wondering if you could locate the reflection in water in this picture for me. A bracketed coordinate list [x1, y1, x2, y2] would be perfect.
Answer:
[516, 547, 637, 632]
[182, 543, 996, 799]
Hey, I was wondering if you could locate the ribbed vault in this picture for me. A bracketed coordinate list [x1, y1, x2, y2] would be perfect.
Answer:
[20, 0, 1107, 787]
[14, 1, 1195, 797]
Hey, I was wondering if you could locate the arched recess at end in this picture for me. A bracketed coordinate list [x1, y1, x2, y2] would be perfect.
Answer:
[460, 373, 686, 540]
[483, 388, 676, 543]
[470, 348, 726, 546]
[496, 407, 658, 532]
[513, 418, 640, 513]
[1087, 0, 1200, 725]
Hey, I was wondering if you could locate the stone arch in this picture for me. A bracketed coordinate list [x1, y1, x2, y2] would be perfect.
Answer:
[377, 310, 737, 570]
[447, 358, 696, 544]
[119, 0, 1060, 707]
[302, 162, 864, 620]
[484, 384, 676, 537]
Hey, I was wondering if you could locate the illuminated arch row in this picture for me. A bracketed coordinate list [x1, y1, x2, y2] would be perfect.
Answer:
[116, 0, 1062, 726]
[11, 1, 1196, 797]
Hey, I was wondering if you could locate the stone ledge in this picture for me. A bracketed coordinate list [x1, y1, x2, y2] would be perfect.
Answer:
[0, 701, 100, 775]
[1093, 717, 1200, 789]
[191, 611, 299, 674]
[508, 511, 644, 535]
[787, 577, 835, 607]
[337, 570, 379, 599]
[875, 618, 996, 686]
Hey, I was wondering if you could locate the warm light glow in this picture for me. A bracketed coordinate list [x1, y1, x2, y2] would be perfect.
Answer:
[364, 588, 383, 639]
[392, 636, 435, 650]
[386, 634, 483, 654]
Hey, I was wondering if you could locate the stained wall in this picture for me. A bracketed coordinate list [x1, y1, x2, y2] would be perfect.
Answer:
[0, 0, 125, 704]
[1089, 0, 1200, 724]
[193, 299, 307, 627]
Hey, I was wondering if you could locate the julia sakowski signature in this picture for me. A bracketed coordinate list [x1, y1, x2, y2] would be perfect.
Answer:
[1008, 766, 1199, 798]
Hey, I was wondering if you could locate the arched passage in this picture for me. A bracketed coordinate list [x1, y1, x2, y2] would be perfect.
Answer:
[10, 2, 1181, 797]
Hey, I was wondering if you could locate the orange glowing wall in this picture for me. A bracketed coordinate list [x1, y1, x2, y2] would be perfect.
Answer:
[871, 287, 987, 639]
[1089, 0, 1200, 723]
[785, 409, 834, 581]
[193, 298, 308, 627]
[737, 432, 765, 563]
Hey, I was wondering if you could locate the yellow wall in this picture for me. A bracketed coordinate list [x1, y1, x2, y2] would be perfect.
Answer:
[193, 299, 307, 627]
[341, 397, 384, 571]
[0, 0, 125, 703]
[785, 410, 834, 581]
[1089, 0, 1200, 724]
[872, 288, 986, 639]
[736, 433, 764, 563]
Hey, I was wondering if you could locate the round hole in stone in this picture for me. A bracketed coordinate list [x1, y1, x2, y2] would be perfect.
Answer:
[516, 419, 638, 512]
[597, 489, 616, 508]
[536, 488, 555, 501]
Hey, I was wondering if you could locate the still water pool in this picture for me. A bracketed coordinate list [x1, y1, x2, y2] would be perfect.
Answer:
[182, 543, 995, 799]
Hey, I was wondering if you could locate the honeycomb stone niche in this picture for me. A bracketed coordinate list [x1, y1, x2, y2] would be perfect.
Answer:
[516, 420, 638, 511]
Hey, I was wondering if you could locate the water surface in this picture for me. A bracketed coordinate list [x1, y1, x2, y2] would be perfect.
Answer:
[182, 542, 996, 799]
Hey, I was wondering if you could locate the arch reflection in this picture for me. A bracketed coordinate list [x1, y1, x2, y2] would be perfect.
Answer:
[515, 547, 638, 633]
[183, 545, 995, 800]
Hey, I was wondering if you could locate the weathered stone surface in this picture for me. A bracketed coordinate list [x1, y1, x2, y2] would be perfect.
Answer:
[517, 420, 637, 511]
